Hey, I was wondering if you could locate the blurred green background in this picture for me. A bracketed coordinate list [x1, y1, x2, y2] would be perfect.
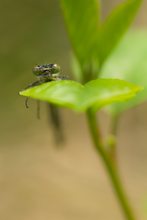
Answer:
[0, 0, 147, 219]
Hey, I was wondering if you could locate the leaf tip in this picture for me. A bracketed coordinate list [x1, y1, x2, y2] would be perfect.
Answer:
[19, 89, 29, 97]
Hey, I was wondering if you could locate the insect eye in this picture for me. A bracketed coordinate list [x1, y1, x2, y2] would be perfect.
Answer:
[32, 65, 42, 76]
[52, 64, 61, 74]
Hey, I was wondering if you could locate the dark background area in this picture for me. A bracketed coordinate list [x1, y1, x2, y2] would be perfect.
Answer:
[0, 0, 147, 219]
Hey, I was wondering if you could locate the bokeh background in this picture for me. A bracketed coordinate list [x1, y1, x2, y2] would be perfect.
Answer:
[0, 0, 147, 219]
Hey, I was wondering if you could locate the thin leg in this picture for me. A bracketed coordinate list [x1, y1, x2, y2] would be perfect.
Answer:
[24, 80, 42, 109]
[25, 97, 29, 108]
[24, 80, 42, 90]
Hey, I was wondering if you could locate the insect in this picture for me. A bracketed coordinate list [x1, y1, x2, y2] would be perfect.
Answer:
[24, 63, 67, 145]
[25, 63, 63, 90]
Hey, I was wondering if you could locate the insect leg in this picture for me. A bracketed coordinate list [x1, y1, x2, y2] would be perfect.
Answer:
[24, 80, 43, 90]
[24, 80, 42, 109]
[25, 97, 29, 108]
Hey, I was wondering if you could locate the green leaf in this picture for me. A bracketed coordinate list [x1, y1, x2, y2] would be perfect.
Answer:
[60, 0, 100, 73]
[98, 0, 143, 65]
[19, 79, 141, 112]
[100, 30, 147, 115]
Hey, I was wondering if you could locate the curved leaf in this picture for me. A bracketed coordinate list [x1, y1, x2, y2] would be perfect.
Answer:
[19, 79, 141, 112]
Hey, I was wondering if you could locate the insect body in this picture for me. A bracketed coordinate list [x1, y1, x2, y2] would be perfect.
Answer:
[25, 64, 62, 90]
[24, 63, 67, 145]
[33, 63, 61, 79]
[24, 63, 66, 108]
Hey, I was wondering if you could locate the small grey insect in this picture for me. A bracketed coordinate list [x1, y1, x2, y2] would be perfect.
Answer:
[24, 63, 67, 107]
[25, 64, 63, 91]
[23, 63, 67, 144]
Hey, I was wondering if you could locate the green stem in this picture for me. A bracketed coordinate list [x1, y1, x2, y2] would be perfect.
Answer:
[86, 109, 136, 220]
[107, 114, 120, 163]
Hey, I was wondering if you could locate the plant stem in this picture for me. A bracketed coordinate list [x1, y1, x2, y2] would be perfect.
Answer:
[107, 114, 120, 163]
[86, 109, 136, 220]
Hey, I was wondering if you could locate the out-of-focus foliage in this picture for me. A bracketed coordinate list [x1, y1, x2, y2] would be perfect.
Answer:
[61, 0, 142, 81]
[98, 0, 143, 65]
[101, 31, 147, 115]
[60, 0, 100, 79]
